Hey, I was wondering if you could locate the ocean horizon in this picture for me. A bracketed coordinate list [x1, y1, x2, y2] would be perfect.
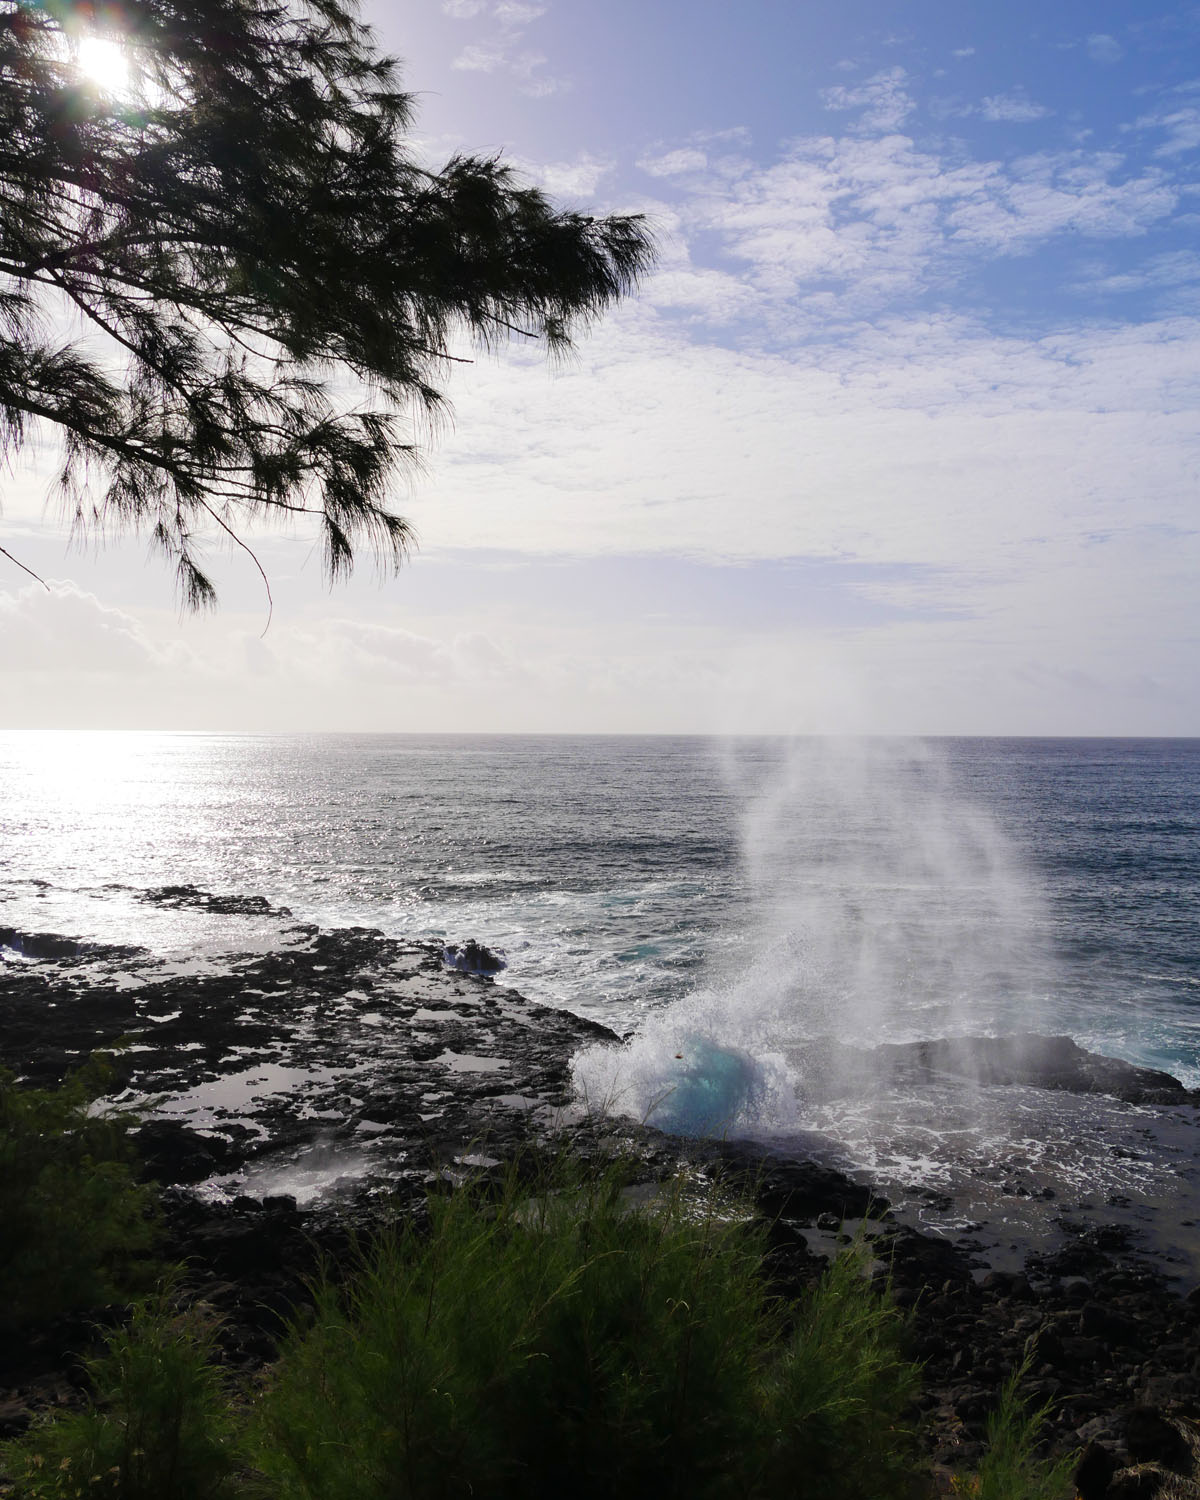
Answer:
[2, 730, 1197, 1080]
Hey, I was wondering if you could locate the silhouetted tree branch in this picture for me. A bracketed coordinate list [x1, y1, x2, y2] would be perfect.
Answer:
[0, 0, 654, 605]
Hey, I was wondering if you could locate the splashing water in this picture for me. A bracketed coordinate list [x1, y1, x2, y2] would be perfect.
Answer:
[571, 737, 1053, 1135]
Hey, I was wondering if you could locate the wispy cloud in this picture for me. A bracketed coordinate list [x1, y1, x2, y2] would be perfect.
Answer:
[446, 0, 566, 96]
[1086, 33, 1125, 64]
[640, 265, 757, 324]
[533, 153, 615, 198]
[979, 90, 1052, 123]
[298, 619, 522, 685]
[642, 129, 1175, 329]
[947, 151, 1174, 252]
[821, 66, 915, 134]
[419, 306, 1200, 570]
[1071, 249, 1200, 296]
[637, 129, 754, 185]
[493, 1, 545, 22]
[638, 147, 709, 178]
[1135, 96, 1200, 156]
[452, 42, 506, 72]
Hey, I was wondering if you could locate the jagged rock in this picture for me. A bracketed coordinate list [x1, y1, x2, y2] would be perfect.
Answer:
[0, 927, 140, 962]
[442, 939, 506, 975]
[980, 1270, 1033, 1298]
[134, 1120, 228, 1185]
[1126, 1409, 1199, 1474]
[1081, 1301, 1142, 1348]
[139, 884, 289, 917]
[823, 1032, 1196, 1106]
[4, 909, 1200, 1488]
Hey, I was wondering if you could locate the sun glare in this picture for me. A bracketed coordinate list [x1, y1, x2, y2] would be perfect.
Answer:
[77, 34, 130, 94]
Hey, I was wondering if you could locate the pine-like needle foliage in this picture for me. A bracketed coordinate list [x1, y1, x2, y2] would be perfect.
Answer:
[0, 0, 653, 605]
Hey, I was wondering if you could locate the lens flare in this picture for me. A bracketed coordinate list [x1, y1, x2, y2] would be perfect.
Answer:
[77, 35, 130, 94]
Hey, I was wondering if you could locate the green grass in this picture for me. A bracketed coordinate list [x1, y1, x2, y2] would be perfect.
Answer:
[0, 1055, 159, 1330]
[250, 1161, 922, 1500]
[953, 1342, 1077, 1500]
[759, 1238, 923, 1498]
[0, 1151, 1082, 1500]
[2, 1285, 244, 1500]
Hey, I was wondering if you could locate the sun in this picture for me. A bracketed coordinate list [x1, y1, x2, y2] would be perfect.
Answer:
[76, 34, 130, 94]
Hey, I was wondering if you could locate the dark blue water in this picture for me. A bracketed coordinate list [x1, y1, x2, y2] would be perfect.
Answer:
[953, 738, 1200, 1080]
[1, 733, 1197, 1085]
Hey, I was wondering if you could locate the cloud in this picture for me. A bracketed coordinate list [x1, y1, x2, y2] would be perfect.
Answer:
[413, 305, 1200, 576]
[442, 0, 543, 18]
[642, 266, 757, 323]
[936, 90, 1052, 124]
[318, 621, 457, 682]
[1136, 100, 1200, 156]
[359, 302, 1200, 732]
[952, 46, 976, 60]
[946, 151, 1175, 252]
[451, 42, 505, 72]
[647, 131, 1175, 324]
[533, 153, 614, 198]
[512, 61, 569, 98]
[0, 581, 189, 674]
[271, 617, 530, 692]
[7, 41, 1199, 736]
[493, 1, 545, 21]
[1086, 33, 1125, 63]
[9, 306, 1200, 731]
[927, 94, 972, 121]
[452, 42, 564, 93]
[638, 147, 708, 178]
[447, 0, 566, 97]
[820, 67, 915, 134]
[607, 61, 1183, 334]
[1072, 249, 1200, 296]
[979, 91, 1052, 123]
[636, 130, 754, 182]
[696, 126, 753, 147]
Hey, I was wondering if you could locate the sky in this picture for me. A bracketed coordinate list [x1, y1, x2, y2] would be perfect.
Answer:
[3, 0, 1199, 732]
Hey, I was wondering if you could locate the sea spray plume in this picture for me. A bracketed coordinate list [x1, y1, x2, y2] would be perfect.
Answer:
[723, 736, 1050, 1043]
[572, 735, 1054, 1136]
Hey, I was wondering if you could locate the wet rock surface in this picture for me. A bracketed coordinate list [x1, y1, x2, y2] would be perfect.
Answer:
[2, 909, 1200, 1492]
[139, 884, 293, 918]
[442, 938, 507, 975]
[0, 918, 616, 1197]
[798, 1032, 1200, 1108]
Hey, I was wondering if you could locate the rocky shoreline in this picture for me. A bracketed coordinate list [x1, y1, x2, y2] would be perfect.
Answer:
[3, 900, 1200, 1495]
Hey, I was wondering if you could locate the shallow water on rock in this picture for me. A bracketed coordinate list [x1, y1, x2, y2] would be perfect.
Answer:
[776, 1078, 1200, 1279]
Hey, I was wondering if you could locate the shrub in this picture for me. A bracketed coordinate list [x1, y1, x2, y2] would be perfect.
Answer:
[0, 1056, 159, 1329]
[251, 1162, 921, 1500]
[0, 1152, 941, 1500]
[953, 1343, 1077, 1500]
[1, 1286, 246, 1500]
[759, 1240, 922, 1499]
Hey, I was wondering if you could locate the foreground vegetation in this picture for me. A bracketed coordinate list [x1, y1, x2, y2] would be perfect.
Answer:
[0, 1059, 158, 1331]
[0, 1069, 1074, 1499]
[253, 1170, 920, 1500]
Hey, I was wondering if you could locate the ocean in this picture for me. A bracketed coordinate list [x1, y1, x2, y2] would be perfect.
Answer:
[4, 731, 1199, 1260]
[1, 732, 1197, 1089]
